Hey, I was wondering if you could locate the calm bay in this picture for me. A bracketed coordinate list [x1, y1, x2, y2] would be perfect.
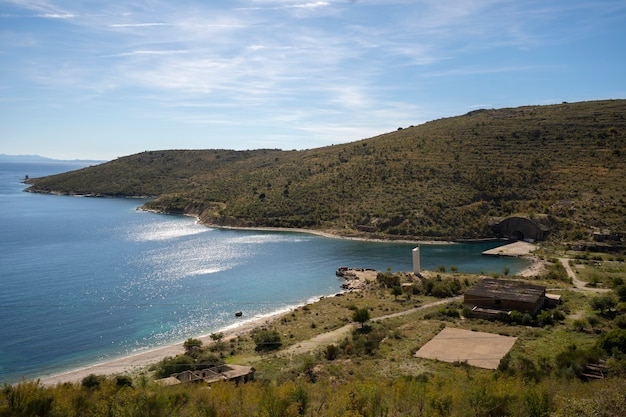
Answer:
[0, 161, 529, 384]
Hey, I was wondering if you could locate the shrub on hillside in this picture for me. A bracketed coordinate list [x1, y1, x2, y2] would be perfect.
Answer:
[253, 329, 282, 352]
[599, 329, 626, 354]
[154, 355, 195, 378]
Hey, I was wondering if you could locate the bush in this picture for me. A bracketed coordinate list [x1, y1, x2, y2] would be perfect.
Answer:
[349, 327, 386, 356]
[614, 285, 626, 302]
[430, 278, 462, 298]
[253, 329, 282, 352]
[352, 307, 370, 328]
[552, 309, 566, 322]
[437, 306, 460, 318]
[155, 355, 195, 378]
[590, 294, 618, 314]
[544, 262, 569, 282]
[325, 344, 339, 360]
[509, 310, 523, 324]
[196, 352, 223, 369]
[572, 319, 586, 332]
[377, 271, 401, 288]
[536, 310, 553, 327]
[555, 344, 602, 379]
[615, 315, 626, 329]
[462, 307, 474, 318]
[599, 329, 626, 354]
[115, 375, 133, 388]
[391, 286, 403, 299]
[81, 374, 102, 389]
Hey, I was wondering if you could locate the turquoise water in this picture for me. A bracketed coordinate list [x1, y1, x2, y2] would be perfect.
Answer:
[0, 162, 529, 383]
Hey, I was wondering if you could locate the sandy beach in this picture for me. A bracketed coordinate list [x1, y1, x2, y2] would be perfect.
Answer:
[482, 241, 546, 278]
[37, 311, 284, 386]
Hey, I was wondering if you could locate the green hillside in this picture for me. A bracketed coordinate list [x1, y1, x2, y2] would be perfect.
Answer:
[26, 99, 626, 241]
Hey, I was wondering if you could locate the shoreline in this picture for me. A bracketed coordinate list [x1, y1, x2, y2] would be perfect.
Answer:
[209, 225, 455, 245]
[176, 211, 458, 245]
[35, 255, 543, 386]
[34, 218, 537, 386]
[137, 206, 456, 245]
[36, 307, 297, 386]
[484, 241, 545, 278]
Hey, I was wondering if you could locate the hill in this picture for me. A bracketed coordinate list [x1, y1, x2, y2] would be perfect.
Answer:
[25, 99, 626, 241]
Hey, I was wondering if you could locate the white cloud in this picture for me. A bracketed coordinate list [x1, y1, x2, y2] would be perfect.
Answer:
[39, 13, 74, 19]
[107, 50, 189, 58]
[109, 22, 171, 28]
[280, 1, 329, 9]
[3, 0, 625, 157]
[235, 0, 331, 14]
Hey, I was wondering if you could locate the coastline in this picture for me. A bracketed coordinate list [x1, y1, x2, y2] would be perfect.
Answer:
[35, 257, 543, 386]
[483, 241, 546, 278]
[37, 308, 292, 386]
[34, 219, 537, 386]
[174, 211, 458, 245]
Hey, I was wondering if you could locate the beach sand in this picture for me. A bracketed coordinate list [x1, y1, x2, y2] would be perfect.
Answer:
[37, 313, 282, 386]
[482, 241, 546, 278]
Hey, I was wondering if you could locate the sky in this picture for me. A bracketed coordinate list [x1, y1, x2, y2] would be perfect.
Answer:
[1, 0, 625, 160]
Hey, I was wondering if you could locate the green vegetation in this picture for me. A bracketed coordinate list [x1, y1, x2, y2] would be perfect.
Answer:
[4, 261, 626, 416]
[253, 329, 283, 352]
[352, 306, 371, 328]
[26, 100, 626, 241]
[8, 99, 626, 415]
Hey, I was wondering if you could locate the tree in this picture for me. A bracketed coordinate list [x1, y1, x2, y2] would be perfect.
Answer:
[590, 294, 617, 315]
[210, 332, 226, 352]
[391, 286, 403, 300]
[196, 352, 223, 369]
[183, 338, 203, 356]
[156, 355, 195, 378]
[353, 307, 370, 328]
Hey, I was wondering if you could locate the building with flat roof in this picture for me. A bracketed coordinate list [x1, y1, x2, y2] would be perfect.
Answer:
[464, 278, 546, 317]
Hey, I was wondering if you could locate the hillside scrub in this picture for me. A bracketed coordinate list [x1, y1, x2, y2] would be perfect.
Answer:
[25, 100, 626, 241]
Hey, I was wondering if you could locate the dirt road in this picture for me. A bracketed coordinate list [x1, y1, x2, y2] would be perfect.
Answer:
[559, 257, 610, 292]
[281, 296, 462, 357]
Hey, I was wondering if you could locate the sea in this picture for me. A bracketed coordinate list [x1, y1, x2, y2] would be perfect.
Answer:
[0, 161, 529, 384]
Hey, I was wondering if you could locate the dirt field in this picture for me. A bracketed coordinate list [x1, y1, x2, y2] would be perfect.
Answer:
[414, 327, 517, 369]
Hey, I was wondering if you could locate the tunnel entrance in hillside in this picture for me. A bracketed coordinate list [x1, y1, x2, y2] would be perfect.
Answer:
[492, 216, 548, 242]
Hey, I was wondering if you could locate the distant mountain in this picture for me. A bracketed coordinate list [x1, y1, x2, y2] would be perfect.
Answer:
[0, 154, 106, 164]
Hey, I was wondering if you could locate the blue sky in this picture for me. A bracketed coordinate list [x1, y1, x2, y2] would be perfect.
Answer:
[1, 0, 625, 160]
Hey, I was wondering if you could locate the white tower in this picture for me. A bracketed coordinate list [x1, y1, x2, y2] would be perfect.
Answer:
[412, 246, 420, 275]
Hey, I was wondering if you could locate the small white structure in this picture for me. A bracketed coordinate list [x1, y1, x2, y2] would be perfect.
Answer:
[412, 246, 420, 275]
